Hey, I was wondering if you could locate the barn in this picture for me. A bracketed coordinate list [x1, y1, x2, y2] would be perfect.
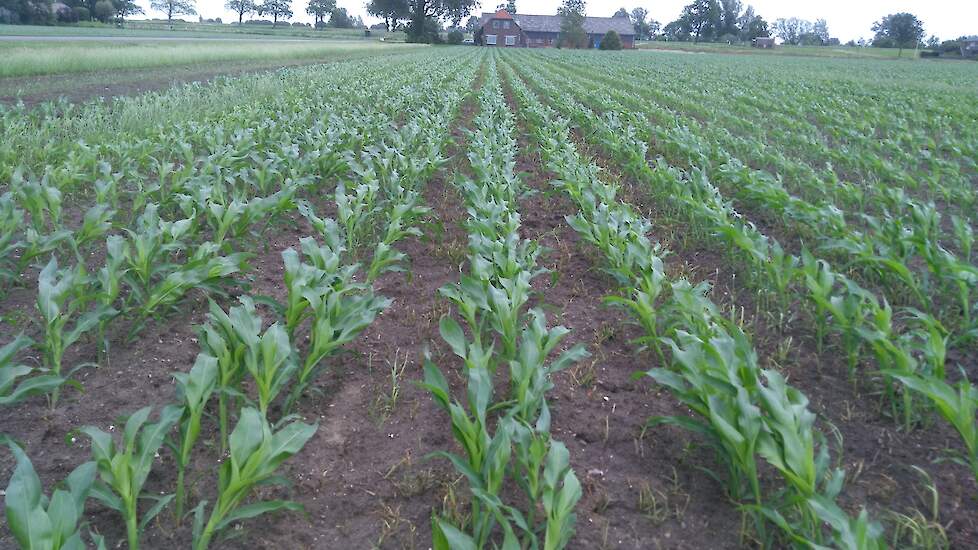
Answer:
[474, 9, 636, 49]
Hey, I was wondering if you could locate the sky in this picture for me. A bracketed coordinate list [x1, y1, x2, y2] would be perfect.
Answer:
[140, 0, 978, 42]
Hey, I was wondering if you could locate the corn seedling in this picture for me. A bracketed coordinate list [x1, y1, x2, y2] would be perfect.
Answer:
[36, 258, 116, 407]
[190, 407, 317, 550]
[3, 439, 99, 550]
[0, 333, 65, 406]
[82, 406, 182, 550]
[165, 354, 219, 523]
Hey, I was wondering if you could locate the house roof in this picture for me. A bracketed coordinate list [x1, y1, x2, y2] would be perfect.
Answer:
[477, 12, 635, 36]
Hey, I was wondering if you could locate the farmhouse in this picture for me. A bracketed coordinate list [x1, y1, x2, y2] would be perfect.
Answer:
[474, 9, 636, 49]
[752, 37, 775, 49]
[962, 36, 978, 57]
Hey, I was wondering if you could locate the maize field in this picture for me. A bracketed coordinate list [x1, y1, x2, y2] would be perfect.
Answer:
[1, 46, 976, 548]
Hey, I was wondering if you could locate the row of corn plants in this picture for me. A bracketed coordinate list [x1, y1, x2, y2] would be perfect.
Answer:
[425, 55, 588, 549]
[502, 58, 885, 549]
[505, 52, 978, 486]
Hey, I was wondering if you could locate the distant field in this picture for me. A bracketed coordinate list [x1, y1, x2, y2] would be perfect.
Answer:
[0, 21, 405, 41]
[0, 39, 422, 78]
[637, 39, 918, 59]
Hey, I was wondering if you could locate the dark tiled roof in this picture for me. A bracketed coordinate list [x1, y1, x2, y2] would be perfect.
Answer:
[478, 12, 635, 36]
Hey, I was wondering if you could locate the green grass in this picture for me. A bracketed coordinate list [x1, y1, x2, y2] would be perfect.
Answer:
[0, 39, 422, 78]
[0, 21, 405, 41]
[636, 40, 918, 59]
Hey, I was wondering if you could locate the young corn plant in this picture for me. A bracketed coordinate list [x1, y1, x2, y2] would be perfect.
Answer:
[423, 359, 513, 548]
[890, 371, 978, 484]
[82, 406, 182, 550]
[0, 334, 65, 406]
[164, 354, 218, 523]
[3, 439, 100, 550]
[286, 249, 390, 411]
[190, 407, 317, 550]
[36, 258, 117, 407]
[198, 298, 251, 452]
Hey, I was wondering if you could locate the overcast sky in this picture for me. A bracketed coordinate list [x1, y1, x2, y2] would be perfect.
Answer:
[150, 0, 977, 42]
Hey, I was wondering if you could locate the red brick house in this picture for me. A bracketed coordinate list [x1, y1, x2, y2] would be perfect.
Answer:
[474, 9, 636, 49]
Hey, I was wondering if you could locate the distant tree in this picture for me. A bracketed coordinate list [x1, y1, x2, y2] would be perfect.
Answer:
[773, 17, 813, 45]
[74, 6, 91, 21]
[925, 35, 940, 49]
[737, 5, 767, 41]
[871, 12, 925, 55]
[405, 0, 477, 43]
[812, 18, 829, 43]
[328, 6, 352, 27]
[116, 0, 143, 22]
[150, 0, 196, 26]
[447, 29, 463, 43]
[557, 0, 588, 48]
[464, 14, 479, 32]
[496, 1, 515, 13]
[600, 29, 623, 50]
[675, 0, 722, 43]
[94, 0, 115, 22]
[257, 0, 291, 26]
[226, 0, 254, 24]
[662, 19, 688, 41]
[719, 0, 741, 36]
[613, 7, 628, 19]
[306, 0, 335, 27]
[367, 0, 409, 32]
[629, 7, 659, 40]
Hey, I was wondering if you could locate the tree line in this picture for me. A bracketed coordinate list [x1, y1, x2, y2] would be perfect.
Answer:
[0, 0, 366, 29]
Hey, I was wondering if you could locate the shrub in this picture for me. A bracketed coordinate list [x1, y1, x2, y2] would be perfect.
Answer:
[600, 30, 623, 50]
[447, 30, 464, 45]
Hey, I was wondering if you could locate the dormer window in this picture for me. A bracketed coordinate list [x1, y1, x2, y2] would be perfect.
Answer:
[493, 20, 501, 29]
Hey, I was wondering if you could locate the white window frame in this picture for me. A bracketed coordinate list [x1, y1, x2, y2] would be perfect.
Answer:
[505, 35, 516, 46]
[486, 34, 497, 45]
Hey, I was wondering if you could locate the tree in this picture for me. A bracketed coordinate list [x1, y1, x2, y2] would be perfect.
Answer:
[464, 15, 479, 32]
[557, 0, 588, 48]
[367, 0, 410, 32]
[116, 0, 144, 22]
[737, 5, 767, 41]
[405, 0, 477, 43]
[613, 7, 628, 19]
[496, 1, 515, 13]
[257, 0, 292, 26]
[306, 0, 335, 27]
[872, 12, 925, 55]
[150, 0, 196, 26]
[719, 0, 741, 36]
[328, 6, 352, 27]
[773, 17, 813, 45]
[94, 0, 115, 22]
[812, 18, 829, 43]
[675, 0, 721, 43]
[600, 29, 623, 50]
[225, 0, 254, 24]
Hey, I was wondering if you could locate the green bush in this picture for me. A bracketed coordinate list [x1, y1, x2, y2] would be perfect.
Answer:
[600, 30, 623, 50]
[447, 30, 464, 45]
